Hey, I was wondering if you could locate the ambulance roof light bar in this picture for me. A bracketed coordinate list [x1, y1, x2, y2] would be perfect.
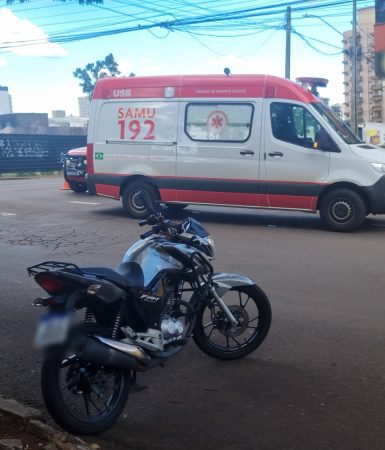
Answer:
[295, 77, 328, 97]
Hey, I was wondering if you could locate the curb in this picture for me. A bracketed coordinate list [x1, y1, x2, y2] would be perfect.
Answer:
[0, 173, 62, 181]
[0, 396, 100, 450]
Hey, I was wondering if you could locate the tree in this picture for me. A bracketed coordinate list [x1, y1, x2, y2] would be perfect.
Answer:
[73, 53, 121, 98]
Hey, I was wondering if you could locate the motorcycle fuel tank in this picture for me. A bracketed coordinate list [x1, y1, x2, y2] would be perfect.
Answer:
[122, 238, 184, 287]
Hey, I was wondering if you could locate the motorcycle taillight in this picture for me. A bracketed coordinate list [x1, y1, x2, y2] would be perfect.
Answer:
[35, 273, 66, 295]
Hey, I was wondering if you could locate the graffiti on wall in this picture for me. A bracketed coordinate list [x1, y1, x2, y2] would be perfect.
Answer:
[0, 139, 49, 158]
[0, 134, 87, 174]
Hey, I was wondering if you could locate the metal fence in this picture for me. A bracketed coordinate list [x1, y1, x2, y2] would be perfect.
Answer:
[0, 134, 87, 174]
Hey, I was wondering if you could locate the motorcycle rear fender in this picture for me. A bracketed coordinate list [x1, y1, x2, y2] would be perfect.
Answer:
[212, 273, 255, 297]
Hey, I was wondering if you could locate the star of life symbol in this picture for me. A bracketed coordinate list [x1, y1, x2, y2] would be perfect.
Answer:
[207, 110, 228, 135]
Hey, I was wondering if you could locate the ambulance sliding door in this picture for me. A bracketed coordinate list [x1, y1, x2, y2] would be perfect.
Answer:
[176, 100, 263, 207]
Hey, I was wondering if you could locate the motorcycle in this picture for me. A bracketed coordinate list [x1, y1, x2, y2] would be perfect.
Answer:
[29, 197, 272, 435]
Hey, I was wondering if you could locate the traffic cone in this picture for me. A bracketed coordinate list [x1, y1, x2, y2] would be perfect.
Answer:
[62, 180, 71, 190]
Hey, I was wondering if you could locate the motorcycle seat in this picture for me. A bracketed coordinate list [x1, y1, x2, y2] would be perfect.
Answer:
[80, 262, 144, 289]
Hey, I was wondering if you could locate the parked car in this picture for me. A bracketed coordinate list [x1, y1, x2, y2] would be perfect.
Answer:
[63, 147, 87, 193]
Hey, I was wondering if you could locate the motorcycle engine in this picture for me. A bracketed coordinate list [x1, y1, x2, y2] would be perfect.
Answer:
[160, 317, 184, 344]
[159, 279, 184, 345]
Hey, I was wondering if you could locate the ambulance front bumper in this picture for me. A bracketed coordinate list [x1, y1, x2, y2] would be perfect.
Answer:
[363, 176, 385, 214]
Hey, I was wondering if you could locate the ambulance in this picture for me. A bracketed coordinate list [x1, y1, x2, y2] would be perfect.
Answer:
[86, 74, 385, 232]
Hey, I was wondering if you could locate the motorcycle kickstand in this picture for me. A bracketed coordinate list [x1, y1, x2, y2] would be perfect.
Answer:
[129, 370, 148, 393]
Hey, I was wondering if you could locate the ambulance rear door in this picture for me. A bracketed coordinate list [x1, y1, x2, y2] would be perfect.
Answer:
[93, 99, 179, 197]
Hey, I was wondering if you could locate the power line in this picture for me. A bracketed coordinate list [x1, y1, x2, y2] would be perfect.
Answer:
[0, 0, 375, 52]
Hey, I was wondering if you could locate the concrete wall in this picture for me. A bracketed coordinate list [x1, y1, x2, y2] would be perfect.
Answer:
[0, 134, 86, 174]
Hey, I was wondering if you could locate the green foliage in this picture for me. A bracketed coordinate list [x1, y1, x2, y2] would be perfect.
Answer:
[73, 53, 121, 98]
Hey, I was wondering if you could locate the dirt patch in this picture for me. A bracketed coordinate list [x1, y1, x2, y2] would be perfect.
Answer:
[0, 412, 42, 449]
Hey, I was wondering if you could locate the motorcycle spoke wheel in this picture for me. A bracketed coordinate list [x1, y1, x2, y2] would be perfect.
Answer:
[58, 358, 123, 422]
[41, 324, 130, 435]
[193, 285, 271, 360]
[203, 292, 259, 350]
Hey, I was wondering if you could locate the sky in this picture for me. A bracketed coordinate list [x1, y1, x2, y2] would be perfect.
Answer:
[0, 0, 375, 116]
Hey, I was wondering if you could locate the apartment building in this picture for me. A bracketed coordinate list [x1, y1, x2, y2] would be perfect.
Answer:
[0, 86, 13, 115]
[343, 7, 385, 125]
[78, 96, 91, 117]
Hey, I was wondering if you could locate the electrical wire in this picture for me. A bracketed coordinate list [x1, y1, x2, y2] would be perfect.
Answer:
[0, 0, 375, 53]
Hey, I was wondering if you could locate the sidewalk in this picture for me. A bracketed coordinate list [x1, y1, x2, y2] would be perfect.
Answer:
[0, 396, 100, 450]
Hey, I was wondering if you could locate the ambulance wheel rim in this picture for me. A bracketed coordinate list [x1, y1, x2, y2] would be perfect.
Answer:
[329, 199, 353, 223]
[130, 190, 146, 212]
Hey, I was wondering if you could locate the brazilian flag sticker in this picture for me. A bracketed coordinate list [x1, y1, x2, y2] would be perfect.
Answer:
[95, 152, 104, 160]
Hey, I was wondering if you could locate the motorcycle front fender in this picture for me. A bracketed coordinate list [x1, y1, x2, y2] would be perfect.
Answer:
[212, 273, 255, 297]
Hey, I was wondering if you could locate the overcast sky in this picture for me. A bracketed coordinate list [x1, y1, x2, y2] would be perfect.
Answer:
[0, 1, 374, 116]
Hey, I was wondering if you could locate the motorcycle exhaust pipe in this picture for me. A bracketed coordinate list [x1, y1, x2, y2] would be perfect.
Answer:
[78, 337, 149, 372]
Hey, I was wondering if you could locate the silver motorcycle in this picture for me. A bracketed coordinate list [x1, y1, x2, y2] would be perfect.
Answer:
[29, 197, 271, 435]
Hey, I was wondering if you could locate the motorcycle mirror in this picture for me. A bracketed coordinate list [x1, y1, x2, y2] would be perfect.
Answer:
[138, 192, 156, 214]
[155, 201, 168, 212]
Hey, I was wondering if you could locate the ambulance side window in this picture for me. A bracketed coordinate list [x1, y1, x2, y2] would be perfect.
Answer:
[185, 103, 254, 142]
[270, 102, 323, 149]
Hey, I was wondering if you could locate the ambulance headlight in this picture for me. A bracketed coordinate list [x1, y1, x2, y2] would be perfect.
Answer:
[370, 162, 385, 174]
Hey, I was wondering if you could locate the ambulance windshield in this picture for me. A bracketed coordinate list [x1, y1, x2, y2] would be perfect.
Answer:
[312, 102, 362, 145]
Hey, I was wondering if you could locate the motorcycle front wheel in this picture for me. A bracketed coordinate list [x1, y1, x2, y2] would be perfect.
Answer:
[41, 323, 130, 435]
[193, 285, 272, 360]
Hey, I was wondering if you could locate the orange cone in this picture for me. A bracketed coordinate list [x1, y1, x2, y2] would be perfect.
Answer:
[62, 180, 71, 190]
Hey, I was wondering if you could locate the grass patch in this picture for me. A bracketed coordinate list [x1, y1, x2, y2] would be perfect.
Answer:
[0, 171, 62, 178]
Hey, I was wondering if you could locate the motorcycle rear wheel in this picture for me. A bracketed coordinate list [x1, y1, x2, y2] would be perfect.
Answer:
[41, 323, 130, 435]
[193, 285, 271, 360]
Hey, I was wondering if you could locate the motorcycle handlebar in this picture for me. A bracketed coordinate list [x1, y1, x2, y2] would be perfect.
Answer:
[140, 229, 155, 240]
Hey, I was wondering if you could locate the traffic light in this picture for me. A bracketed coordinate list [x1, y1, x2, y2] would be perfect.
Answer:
[375, 0, 385, 24]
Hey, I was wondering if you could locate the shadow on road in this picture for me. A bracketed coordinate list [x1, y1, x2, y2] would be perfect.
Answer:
[90, 204, 385, 233]
[92, 349, 380, 450]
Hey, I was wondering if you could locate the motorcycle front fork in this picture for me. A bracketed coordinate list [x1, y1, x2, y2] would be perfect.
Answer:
[201, 275, 238, 326]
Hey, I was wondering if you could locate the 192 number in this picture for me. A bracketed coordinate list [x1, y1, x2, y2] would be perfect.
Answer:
[118, 120, 155, 140]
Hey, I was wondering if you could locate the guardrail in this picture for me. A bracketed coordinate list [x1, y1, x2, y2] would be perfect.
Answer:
[0, 134, 86, 174]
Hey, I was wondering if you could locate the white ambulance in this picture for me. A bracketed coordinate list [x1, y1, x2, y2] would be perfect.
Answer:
[86, 74, 385, 232]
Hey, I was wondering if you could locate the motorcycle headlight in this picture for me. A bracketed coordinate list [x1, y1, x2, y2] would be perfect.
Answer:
[370, 162, 385, 174]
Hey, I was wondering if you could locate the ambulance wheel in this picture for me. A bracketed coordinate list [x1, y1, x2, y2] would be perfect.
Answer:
[319, 188, 366, 232]
[122, 181, 159, 219]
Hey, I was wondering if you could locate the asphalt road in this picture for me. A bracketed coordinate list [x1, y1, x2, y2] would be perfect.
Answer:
[1, 176, 385, 450]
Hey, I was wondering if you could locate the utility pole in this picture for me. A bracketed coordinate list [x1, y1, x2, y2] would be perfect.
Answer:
[351, 0, 358, 134]
[285, 6, 291, 79]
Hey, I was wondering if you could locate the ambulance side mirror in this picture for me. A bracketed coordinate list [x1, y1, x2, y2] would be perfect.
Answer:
[313, 128, 332, 151]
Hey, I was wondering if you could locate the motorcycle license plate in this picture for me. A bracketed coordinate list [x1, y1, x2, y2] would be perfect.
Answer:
[66, 170, 81, 176]
[35, 312, 72, 348]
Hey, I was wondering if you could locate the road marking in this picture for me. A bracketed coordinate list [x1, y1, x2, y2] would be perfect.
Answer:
[0, 212, 16, 216]
[67, 201, 101, 206]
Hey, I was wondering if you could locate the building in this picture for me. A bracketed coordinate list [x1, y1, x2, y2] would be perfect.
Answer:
[343, 7, 385, 125]
[0, 112, 87, 135]
[0, 113, 48, 134]
[49, 111, 88, 135]
[78, 96, 91, 117]
[0, 86, 13, 115]
[52, 110, 66, 119]
[331, 103, 343, 119]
